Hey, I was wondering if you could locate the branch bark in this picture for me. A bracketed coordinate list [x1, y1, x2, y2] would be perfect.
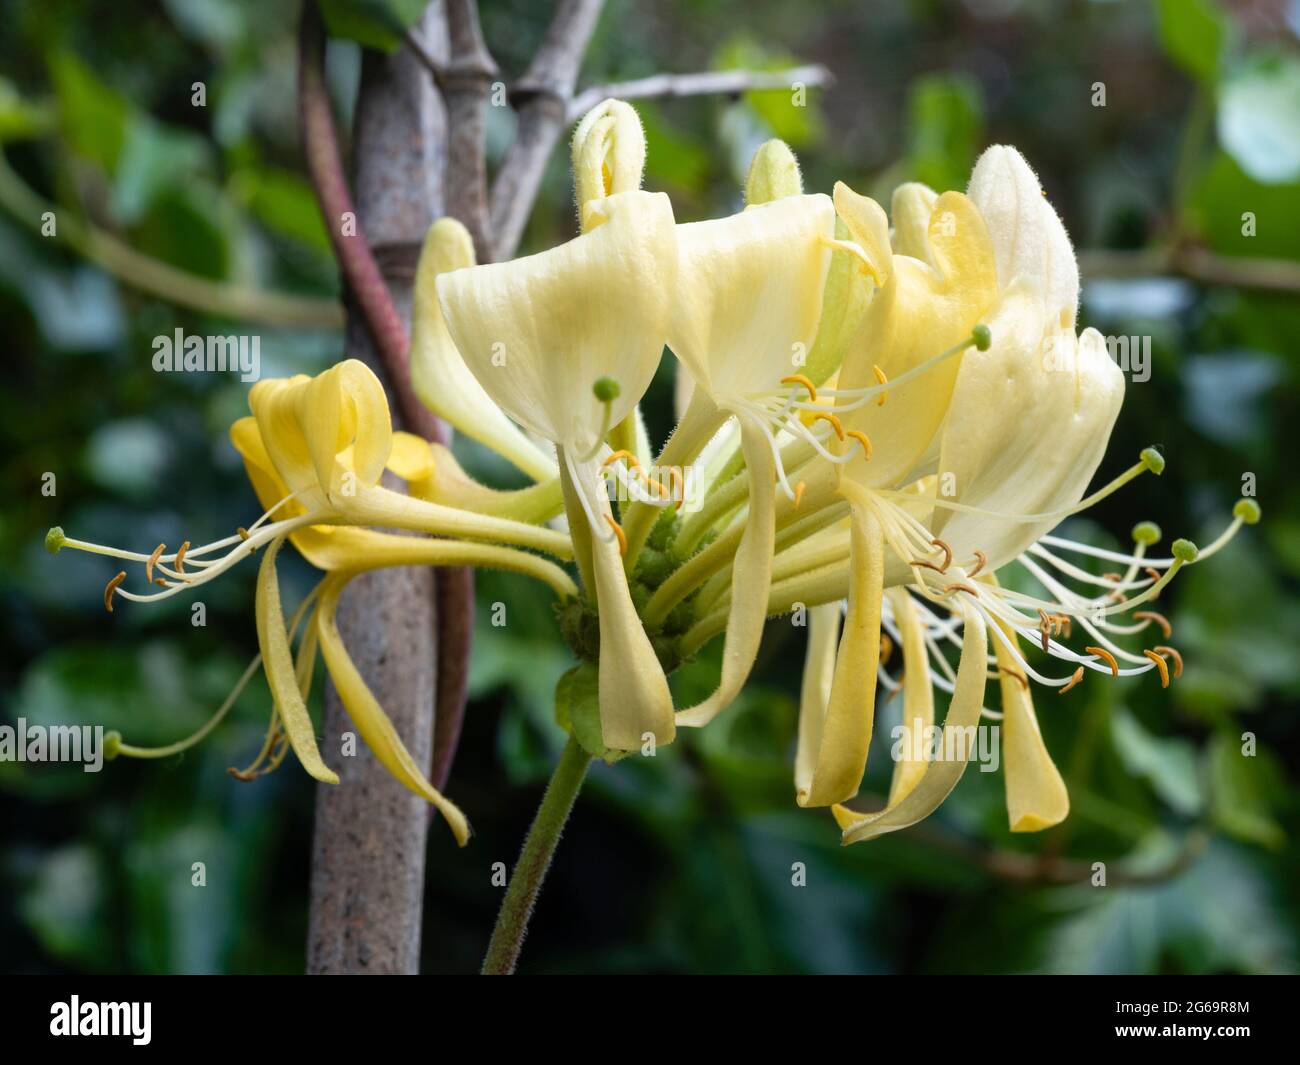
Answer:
[304, 3, 449, 975]
[488, 0, 606, 259]
[567, 64, 834, 122]
[1079, 245, 1300, 294]
[442, 0, 498, 259]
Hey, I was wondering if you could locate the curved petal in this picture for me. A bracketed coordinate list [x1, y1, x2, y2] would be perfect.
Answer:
[675, 417, 777, 727]
[795, 602, 841, 800]
[836, 186, 999, 492]
[411, 218, 558, 482]
[254, 537, 338, 785]
[989, 612, 1069, 832]
[316, 575, 470, 845]
[890, 181, 938, 264]
[931, 290, 1125, 570]
[834, 602, 988, 844]
[797, 488, 884, 807]
[668, 194, 835, 399]
[968, 144, 1079, 331]
[885, 588, 935, 805]
[437, 190, 676, 453]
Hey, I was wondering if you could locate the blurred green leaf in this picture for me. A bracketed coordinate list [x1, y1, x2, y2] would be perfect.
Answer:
[0, 78, 53, 142]
[1186, 151, 1300, 260]
[1110, 707, 1203, 816]
[904, 73, 983, 192]
[1206, 731, 1285, 850]
[49, 51, 128, 172]
[1154, 0, 1226, 87]
[233, 165, 331, 251]
[1217, 50, 1300, 185]
[18, 844, 112, 968]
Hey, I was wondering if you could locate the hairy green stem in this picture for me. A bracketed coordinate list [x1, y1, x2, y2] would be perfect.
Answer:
[482, 738, 592, 975]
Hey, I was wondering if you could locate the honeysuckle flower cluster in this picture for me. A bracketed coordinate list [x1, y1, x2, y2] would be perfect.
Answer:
[48, 99, 1259, 849]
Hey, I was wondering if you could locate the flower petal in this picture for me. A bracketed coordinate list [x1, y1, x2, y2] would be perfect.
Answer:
[968, 144, 1079, 330]
[886, 588, 935, 805]
[254, 536, 338, 785]
[989, 612, 1069, 831]
[675, 417, 777, 727]
[437, 190, 676, 453]
[316, 575, 470, 845]
[411, 218, 558, 482]
[796, 490, 883, 807]
[837, 187, 999, 491]
[795, 603, 841, 801]
[668, 194, 835, 399]
[834, 602, 988, 844]
[931, 289, 1125, 570]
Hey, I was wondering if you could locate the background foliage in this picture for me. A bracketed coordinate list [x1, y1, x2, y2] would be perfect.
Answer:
[1, 0, 1298, 974]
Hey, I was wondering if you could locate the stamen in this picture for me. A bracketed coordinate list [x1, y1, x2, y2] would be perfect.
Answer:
[1143, 649, 1170, 688]
[794, 481, 807, 508]
[879, 632, 894, 666]
[1058, 667, 1085, 695]
[1133, 610, 1172, 638]
[780, 374, 817, 402]
[872, 365, 888, 406]
[945, 581, 979, 598]
[237, 527, 251, 541]
[1086, 646, 1120, 678]
[1153, 645, 1183, 678]
[174, 540, 190, 574]
[845, 430, 872, 459]
[104, 571, 126, 613]
[604, 515, 628, 556]
[154, 578, 168, 588]
[930, 538, 953, 572]
[603, 449, 641, 469]
[146, 543, 165, 585]
[1144, 566, 1162, 591]
[968, 550, 987, 577]
[810, 411, 845, 441]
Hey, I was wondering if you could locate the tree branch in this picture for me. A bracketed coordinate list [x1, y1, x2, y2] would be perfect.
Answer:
[488, 0, 606, 259]
[0, 151, 343, 329]
[441, 0, 498, 260]
[1080, 245, 1300, 295]
[567, 63, 834, 123]
[302, 2, 446, 975]
[298, 4, 443, 443]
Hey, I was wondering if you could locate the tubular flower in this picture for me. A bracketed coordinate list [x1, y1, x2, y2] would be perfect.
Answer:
[48, 359, 579, 845]
[624, 144, 836, 731]
[436, 99, 680, 751]
[782, 145, 1256, 842]
[46, 95, 1258, 861]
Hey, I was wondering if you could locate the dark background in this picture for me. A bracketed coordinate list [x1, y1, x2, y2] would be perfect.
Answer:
[1, 0, 1298, 974]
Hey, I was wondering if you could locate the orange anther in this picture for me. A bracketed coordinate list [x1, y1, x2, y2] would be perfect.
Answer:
[1144, 567, 1162, 598]
[1143, 649, 1170, 688]
[780, 373, 818, 402]
[967, 549, 987, 578]
[945, 581, 978, 598]
[603, 449, 640, 469]
[1133, 610, 1171, 638]
[237, 527, 251, 541]
[879, 633, 893, 666]
[1058, 667, 1085, 695]
[1103, 572, 1123, 583]
[604, 515, 628, 556]
[146, 543, 165, 585]
[845, 429, 872, 459]
[793, 481, 807, 509]
[872, 364, 888, 406]
[1085, 646, 1119, 678]
[930, 538, 952, 572]
[104, 571, 127, 613]
[1152, 645, 1183, 679]
[174, 540, 190, 575]
[811, 411, 845, 441]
